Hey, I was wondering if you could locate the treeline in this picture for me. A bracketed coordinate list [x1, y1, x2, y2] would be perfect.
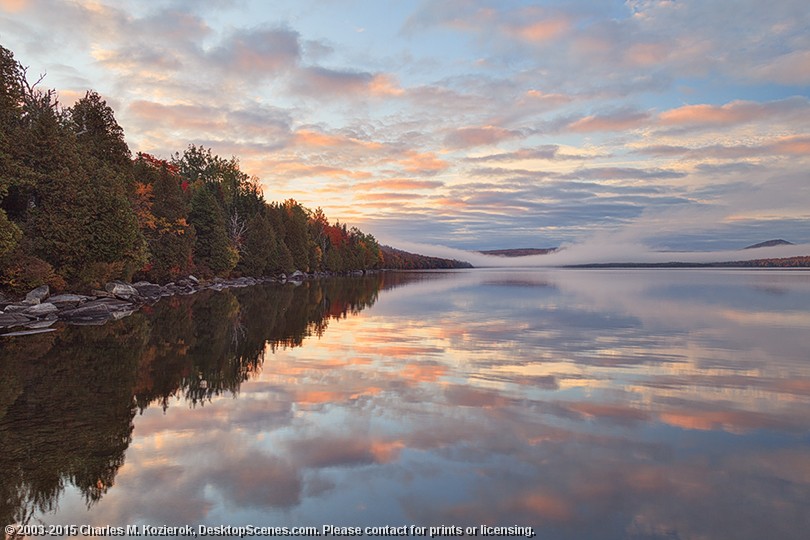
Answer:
[381, 245, 472, 269]
[0, 44, 468, 294]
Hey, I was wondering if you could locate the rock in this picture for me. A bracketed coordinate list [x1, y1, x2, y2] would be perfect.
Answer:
[25, 318, 57, 329]
[0, 313, 31, 328]
[105, 281, 139, 299]
[47, 294, 88, 308]
[59, 298, 134, 321]
[3, 304, 30, 313]
[290, 270, 305, 281]
[25, 285, 50, 303]
[24, 302, 58, 317]
[91, 289, 115, 298]
[133, 282, 162, 298]
[188, 275, 199, 284]
[1, 328, 57, 337]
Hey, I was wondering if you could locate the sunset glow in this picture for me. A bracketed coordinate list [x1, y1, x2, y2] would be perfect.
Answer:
[1, 0, 808, 250]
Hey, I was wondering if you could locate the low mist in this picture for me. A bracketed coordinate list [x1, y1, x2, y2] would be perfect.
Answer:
[389, 239, 810, 267]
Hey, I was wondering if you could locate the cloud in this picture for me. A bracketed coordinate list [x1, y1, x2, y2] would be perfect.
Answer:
[208, 26, 301, 77]
[658, 97, 810, 128]
[353, 179, 444, 191]
[291, 66, 400, 99]
[567, 109, 651, 132]
[444, 125, 522, 149]
[559, 167, 686, 180]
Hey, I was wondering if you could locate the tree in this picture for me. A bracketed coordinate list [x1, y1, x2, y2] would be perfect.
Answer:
[132, 154, 195, 282]
[188, 185, 237, 277]
[68, 91, 132, 175]
[281, 199, 311, 271]
[236, 211, 277, 277]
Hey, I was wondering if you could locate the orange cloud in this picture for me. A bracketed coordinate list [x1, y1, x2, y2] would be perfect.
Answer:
[659, 100, 763, 126]
[0, 0, 28, 12]
[356, 192, 423, 201]
[354, 179, 444, 191]
[369, 74, 404, 96]
[400, 150, 449, 174]
[771, 135, 810, 155]
[511, 17, 570, 42]
[268, 161, 372, 180]
[293, 129, 383, 150]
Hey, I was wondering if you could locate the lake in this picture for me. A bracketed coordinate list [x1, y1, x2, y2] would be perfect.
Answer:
[2, 269, 810, 539]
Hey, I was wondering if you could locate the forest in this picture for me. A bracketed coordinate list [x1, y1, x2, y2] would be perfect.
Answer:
[0, 44, 469, 295]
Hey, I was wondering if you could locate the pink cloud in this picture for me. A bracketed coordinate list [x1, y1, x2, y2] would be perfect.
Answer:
[292, 67, 402, 99]
[568, 110, 650, 132]
[444, 126, 521, 149]
[210, 27, 301, 75]
[399, 150, 449, 175]
[354, 179, 444, 191]
[508, 16, 570, 43]
[657, 99, 805, 127]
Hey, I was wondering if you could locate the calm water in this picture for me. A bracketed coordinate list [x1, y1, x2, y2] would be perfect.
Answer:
[2, 269, 810, 539]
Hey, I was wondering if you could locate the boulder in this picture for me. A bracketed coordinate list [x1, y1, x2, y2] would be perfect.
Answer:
[24, 302, 59, 317]
[290, 270, 305, 281]
[25, 285, 50, 303]
[188, 275, 200, 284]
[91, 289, 115, 298]
[47, 294, 87, 308]
[3, 304, 30, 313]
[0, 312, 31, 328]
[105, 281, 139, 299]
[59, 298, 134, 320]
[133, 282, 162, 298]
[25, 318, 57, 329]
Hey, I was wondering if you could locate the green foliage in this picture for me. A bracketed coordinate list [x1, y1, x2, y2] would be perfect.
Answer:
[0, 208, 20, 257]
[68, 91, 132, 175]
[189, 185, 237, 277]
[281, 199, 311, 271]
[237, 211, 278, 277]
[0, 43, 410, 294]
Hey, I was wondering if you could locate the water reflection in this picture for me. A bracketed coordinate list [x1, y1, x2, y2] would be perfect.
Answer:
[2, 269, 810, 539]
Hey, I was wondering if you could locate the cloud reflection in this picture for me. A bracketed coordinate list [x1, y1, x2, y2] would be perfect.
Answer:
[18, 270, 810, 539]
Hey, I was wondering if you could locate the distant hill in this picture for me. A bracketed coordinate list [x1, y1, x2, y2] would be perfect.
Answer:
[570, 256, 810, 269]
[381, 246, 473, 269]
[478, 247, 557, 257]
[744, 239, 794, 249]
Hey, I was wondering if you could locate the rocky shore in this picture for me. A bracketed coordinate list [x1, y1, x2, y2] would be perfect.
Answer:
[0, 270, 338, 337]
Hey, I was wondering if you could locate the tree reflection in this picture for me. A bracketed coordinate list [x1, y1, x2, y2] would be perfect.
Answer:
[0, 273, 405, 528]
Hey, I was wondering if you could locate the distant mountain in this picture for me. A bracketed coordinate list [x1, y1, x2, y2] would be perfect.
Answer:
[478, 247, 557, 257]
[744, 239, 794, 249]
[381, 245, 473, 269]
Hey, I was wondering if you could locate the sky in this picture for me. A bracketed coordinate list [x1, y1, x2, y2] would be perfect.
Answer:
[1, 0, 809, 253]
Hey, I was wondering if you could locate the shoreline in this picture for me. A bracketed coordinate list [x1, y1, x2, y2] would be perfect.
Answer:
[0, 271, 366, 337]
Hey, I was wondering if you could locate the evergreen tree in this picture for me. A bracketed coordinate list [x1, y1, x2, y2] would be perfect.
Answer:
[237, 210, 277, 277]
[282, 199, 311, 271]
[188, 185, 237, 277]
[68, 91, 132, 175]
